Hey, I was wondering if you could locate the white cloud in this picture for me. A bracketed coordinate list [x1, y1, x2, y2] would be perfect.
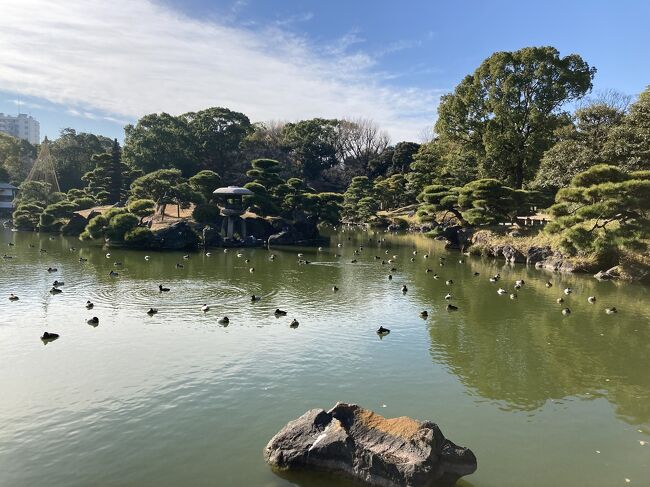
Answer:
[0, 0, 443, 141]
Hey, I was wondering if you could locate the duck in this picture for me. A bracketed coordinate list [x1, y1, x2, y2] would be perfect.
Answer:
[497, 288, 507, 295]
[446, 279, 453, 286]
[53, 280, 64, 287]
[109, 270, 119, 277]
[510, 293, 517, 300]
[40, 248, 47, 253]
[433, 274, 440, 279]
[159, 284, 170, 292]
[49, 287, 62, 294]
[245, 259, 250, 263]
[147, 308, 158, 315]
[388, 274, 393, 280]
[337, 243, 343, 248]
[318, 247, 323, 251]
[458, 259, 464, 264]
[545, 281, 553, 288]
[412, 250, 418, 255]
[87, 317, 99, 326]
[514, 284, 522, 290]
[473, 272, 480, 276]
[223, 249, 229, 253]
[605, 307, 618, 314]
[420, 310, 429, 318]
[41, 332, 59, 341]
[145, 255, 151, 260]
[410, 257, 415, 262]
[69, 246, 75, 251]
[114, 262, 122, 267]
[298, 259, 311, 265]
[564, 287, 573, 295]
[423, 254, 430, 259]
[251, 295, 261, 302]
[425, 268, 432, 273]
[219, 316, 230, 325]
[269, 254, 276, 260]
[237, 252, 244, 258]
[401, 285, 408, 293]
[289, 319, 299, 328]
[2, 254, 12, 259]
[515, 279, 525, 287]
[205, 252, 212, 257]
[376, 326, 390, 336]
[105, 253, 111, 258]
[446, 304, 458, 311]
[444, 293, 452, 300]
[350, 259, 357, 264]
[562, 308, 571, 315]
[7, 242, 14, 246]
[201, 304, 210, 312]
[47, 267, 57, 273]
[85, 300, 94, 309]
[79, 257, 88, 262]
[587, 296, 596, 303]
[9, 293, 19, 301]
[274, 308, 287, 316]
[489, 277, 498, 283]
[175, 263, 184, 269]
[332, 286, 339, 292]
[183, 254, 190, 260]
[249, 267, 255, 273]
[374, 256, 381, 260]
[557, 297, 564, 303]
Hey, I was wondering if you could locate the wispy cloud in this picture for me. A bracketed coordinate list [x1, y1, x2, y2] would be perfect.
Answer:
[0, 0, 444, 141]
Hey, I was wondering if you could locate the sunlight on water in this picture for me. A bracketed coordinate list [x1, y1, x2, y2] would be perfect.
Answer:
[0, 228, 649, 486]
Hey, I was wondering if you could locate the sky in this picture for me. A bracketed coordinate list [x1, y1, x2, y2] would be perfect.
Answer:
[0, 0, 648, 143]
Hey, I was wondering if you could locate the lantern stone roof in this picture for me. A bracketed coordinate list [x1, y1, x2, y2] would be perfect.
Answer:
[213, 186, 254, 196]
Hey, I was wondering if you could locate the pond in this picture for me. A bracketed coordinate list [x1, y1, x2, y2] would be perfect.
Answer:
[0, 227, 648, 486]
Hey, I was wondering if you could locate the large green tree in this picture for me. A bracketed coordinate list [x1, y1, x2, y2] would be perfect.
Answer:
[0, 133, 36, 184]
[604, 86, 650, 172]
[546, 165, 650, 256]
[535, 101, 626, 189]
[49, 128, 113, 191]
[281, 118, 340, 181]
[435, 46, 596, 188]
[123, 113, 199, 176]
[82, 139, 138, 204]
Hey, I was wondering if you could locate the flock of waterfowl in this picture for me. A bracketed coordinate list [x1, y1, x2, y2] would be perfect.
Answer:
[4, 232, 619, 343]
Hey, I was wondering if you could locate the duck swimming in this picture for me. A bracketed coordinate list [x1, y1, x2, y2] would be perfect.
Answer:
[87, 317, 99, 326]
[564, 288, 573, 295]
[510, 293, 517, 299]
[147, 308, 158, 315]
[47, 267, 57, 273]
[446, 304, 458, 311]
[588, 296, 596, 303]
[50, 287, 62, 294]
[249, 267, 255, 273]
[289, 319, 299, 328]
[545, 281, 553, 288]
[52, 280, 64, 287]
[515, 280, 525, 287]
[605, 307, 618, 314]
[9, 294, 19, 301]
[562, 308, 571, 315]
[183, 255, 190, 260]
[85, 300, 94, 309]
[79, 257, 88, 262]
[420, 311, 428, 318]
[275, 309, 287, 316]
[145, 255, 151, 260]
[105, 253, 111, 258]
[41, 332, 59, 341]
[473, 272, 480, 276]
[497, 288, 507, 295]
[219, 316, 230, 325]
[376, 326, 390, 336]
[433, 274, 440, 279]
[388, 274, 393, 280]
[201, 304, 210, 312]
[557, 297, 564, 303]
[176, 263, 184, 269]
[109, 271, 119, 277]
[332, 286, 339, 292]
[251, 295, 261, 302]
[401, 285, 408, 293]
[446, 280, 453, 286]
[159, 284, 170, 292]
[444, 293, 452, 300]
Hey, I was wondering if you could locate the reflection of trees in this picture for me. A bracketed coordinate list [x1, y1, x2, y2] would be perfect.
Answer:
[422, 277, 650, 426]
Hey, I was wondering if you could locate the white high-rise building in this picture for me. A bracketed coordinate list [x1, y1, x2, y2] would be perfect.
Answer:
[0, 113, 40, 145]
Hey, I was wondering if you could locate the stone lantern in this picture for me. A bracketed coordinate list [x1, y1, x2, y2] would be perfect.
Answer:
[212, 186, 254, 239]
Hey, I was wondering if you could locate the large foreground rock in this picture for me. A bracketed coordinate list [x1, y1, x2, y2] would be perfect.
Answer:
[264, 403, 477, 487]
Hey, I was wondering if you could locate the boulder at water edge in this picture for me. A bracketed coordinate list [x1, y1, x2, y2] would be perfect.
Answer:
[264, 402, 477, 487]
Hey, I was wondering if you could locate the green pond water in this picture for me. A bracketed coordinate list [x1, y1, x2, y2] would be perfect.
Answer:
[0, 227, 649, 487]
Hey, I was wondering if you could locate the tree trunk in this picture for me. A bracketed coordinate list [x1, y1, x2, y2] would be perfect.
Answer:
[514, 160, 524, 189]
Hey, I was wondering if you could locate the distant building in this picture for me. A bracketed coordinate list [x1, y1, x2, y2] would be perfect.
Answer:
[0, 182, 18, 212]
[0, 113, 40, 145]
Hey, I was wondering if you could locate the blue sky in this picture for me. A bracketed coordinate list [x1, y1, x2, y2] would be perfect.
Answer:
[1, 0, 648, 143]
